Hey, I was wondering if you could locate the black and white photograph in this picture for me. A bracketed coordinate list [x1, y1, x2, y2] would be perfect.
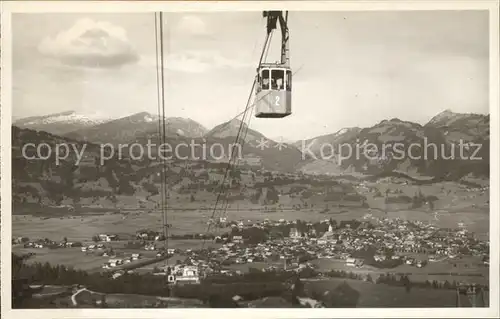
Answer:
[1, 0, 499, 317]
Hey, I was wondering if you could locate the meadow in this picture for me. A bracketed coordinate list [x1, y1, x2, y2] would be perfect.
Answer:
[13, 203, 489, 243]
[310, 257, 489, 286]
[304, 278, 489, 307]
[12, 239, 214, 273]
[13, 247, 109, 272]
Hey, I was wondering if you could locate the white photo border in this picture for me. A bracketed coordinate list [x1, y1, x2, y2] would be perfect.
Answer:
[1, 1, 499, 318]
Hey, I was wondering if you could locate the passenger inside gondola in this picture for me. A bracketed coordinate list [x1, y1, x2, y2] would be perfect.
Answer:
[261, 69, 270, 90]
[277, 78, 283, 90]
[262, 77, 270, 90]
[271, 69, 284, 90]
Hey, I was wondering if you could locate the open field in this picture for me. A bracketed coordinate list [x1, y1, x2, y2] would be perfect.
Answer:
[14, 247, 110, 272]
[34, 286, 205, 308]
[13, 246, 160, 273]
[311, 257, 489, 286]
[304, 278, 489, 307]
[13, 204, 489, 241]
[135, 255, 185, 274]
[34, 279, 489, 308]
[102, 294, 205, 308]
[13, 239, 221, 273]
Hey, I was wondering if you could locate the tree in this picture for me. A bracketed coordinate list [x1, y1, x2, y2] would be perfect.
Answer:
[376, 274, 386, 284]
[443, 280, 451, 289]
[100, 295, 108, 308]
[208, 294, 239, 308]
[384, 248, 395, 258]
[361, 199, 369, 208]
[365, 274, 373, 283]
[428, 200, 434, 210]
[291, 275, 305, 300]
[402, 275, 412, 293]
[329, 218, 337, 228]
[12, 253, 45, 308]
[266, 186, 279, 204]
[432, 280, 439, 289]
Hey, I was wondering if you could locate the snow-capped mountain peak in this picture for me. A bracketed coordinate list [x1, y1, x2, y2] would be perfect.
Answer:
[427, 109, 456, 126]
[13, 110, 114, 135]
[15, 110, 112, 126]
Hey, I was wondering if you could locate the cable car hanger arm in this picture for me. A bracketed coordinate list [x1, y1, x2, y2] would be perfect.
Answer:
[263, 11, 290, 66]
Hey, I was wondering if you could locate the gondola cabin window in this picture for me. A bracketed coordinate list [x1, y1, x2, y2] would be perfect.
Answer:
[286, 70, 292, 91]
[259, 68, 288, 91]
[258, 69, 292, 91]
[271, 69, 285, 90]
[260, 69, 270, 90]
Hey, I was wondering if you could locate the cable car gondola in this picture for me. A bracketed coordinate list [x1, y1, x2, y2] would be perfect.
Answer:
[255, 11, 292, 118]
[202, 11, 295, 250]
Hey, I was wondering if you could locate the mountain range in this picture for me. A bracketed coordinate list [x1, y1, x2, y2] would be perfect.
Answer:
[14, 111, 209, 143]
[12, 109, 490, 178]
[10, 108, 490, 211]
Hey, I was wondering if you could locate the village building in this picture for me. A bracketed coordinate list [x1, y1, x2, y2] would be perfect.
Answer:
[168, 266, 200, 285]
[98, 234, 119, 242]
[289, 227, 301, 239]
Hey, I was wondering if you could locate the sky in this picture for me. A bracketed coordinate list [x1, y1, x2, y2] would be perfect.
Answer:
[11, 10, 489, 141]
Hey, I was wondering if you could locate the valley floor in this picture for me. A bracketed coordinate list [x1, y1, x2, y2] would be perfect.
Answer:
[12, 204, 490, 288]
[12, 204, 490, 241]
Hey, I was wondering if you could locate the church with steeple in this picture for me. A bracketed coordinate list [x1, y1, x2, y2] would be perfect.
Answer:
[321, 223, 335, 240]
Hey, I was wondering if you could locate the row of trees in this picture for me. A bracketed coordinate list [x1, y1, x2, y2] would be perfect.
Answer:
[323, 269, 475, 293]
[375, 273, 479, 291]
[382, 189, 439, 209]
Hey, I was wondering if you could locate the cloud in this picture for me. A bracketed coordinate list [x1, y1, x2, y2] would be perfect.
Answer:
[38, 18, 139, 68]
[168, 50, 252, 73]
[175, 15, 208, 36]
[142, 50, 253, 73]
